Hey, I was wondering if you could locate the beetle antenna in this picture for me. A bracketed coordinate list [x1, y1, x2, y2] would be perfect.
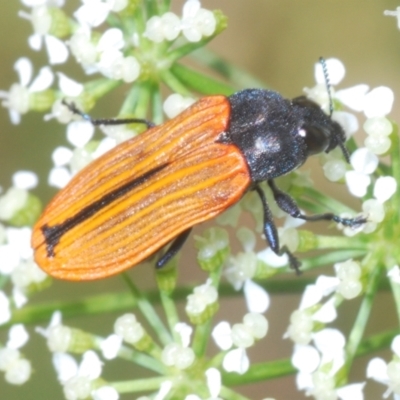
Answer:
[319, 57, 350, 163]
[319, 57, 334, 117]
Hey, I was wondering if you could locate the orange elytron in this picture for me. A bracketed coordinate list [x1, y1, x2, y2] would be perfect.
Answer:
[32, 89, 363, 281]
[32, 96, 250, 280]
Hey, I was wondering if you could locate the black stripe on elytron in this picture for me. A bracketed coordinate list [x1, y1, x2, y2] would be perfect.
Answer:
[42, 163, 168, 258]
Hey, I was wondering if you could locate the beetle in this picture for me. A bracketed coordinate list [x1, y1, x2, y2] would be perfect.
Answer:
[32, 84, 364, 281]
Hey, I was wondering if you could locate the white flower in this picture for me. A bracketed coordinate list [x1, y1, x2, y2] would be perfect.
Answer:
[0, 227, 33, 275]
[222, 347, 249, 374]
[92, 386, 119, 400]
[367, 339, 400, 399]
[212, 321, 233, 350]
[163, 93, 196, 118]
[11, 258, 48, 292]
[161, 342, 195, 370]
[59, 351, 103, 400]
[214, 313, 268, 375]
[0, 291, 11, 325]
[181, 0, 216, 42]
[7, 324, 29, 349]
[243, 279, 270, 313]
[385, 7, 400, 29]
[0, 57, 53, 124]
[363, 87, 394, 118]
[387, 265, 400, 284]
[174, 322, 193, 348]
[0, 347, 32, 385]
[99, 334, 122, 360]
[12, 171, 38, 190]
[19, 5, 69, 64]
[114, 313, 145, 345]
[74, 0, 113, 27]
[185, 279, 218, 316]
[144, 12, 181, 43]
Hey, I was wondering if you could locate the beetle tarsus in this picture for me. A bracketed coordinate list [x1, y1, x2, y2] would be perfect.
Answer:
[156, 228, 192, 269]
[267, 179, 366, 228]
[281, 245, 302, 275]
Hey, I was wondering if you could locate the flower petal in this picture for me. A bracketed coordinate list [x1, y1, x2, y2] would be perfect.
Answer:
[212, 321, 232, 350]
[336, 382, 366, 400]
[222, 348, 249, 374]
[57, 73, 83, 97]
[335, 84, 369, 112]
[29, 66, 54, 92]
[366, 357, 388, 383]
[14, 58, 33, 87]
[291, 344, 320, 373]
[44, 35, 69, 64]
[315, 58, 345, 85]
[243, 279, 270, 313]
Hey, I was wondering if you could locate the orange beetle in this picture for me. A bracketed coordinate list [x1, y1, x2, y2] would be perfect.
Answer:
[32, 89, 363, 281]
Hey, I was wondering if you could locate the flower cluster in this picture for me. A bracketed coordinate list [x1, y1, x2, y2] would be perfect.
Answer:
[1, 1, 400, 400]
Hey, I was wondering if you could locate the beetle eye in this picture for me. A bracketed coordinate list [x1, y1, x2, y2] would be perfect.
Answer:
[302, 125, 330, 155]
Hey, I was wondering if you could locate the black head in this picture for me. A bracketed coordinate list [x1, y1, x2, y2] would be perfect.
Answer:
[225, 88, 349, 183]
[292, 95, 349, 162]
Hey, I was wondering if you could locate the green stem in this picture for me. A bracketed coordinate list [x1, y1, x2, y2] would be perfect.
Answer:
[160, 69, 193, 96]
[192, 321, 211, 357]
[345, 262, 381, 372]
[151, 83, 164, 124]
[160, 291, 180, 342]
[219, 386, 252, 400]
[111, 343, 166, 374]
[293, 186, 359, 215]
[315, 235, 367, 251]
[192, 265, 224, 357]
[6, 272, 390, 329]
[121, 273, 172, 346]
[191, 48, 268, 90]
[111, 376, 168, 393]
[119, 84, 141, 115]
[0, 274, 8, 290]
[222, 357, 295, 385]
[296, 249, 368, 272]
[83, 79, 121, 101]
[170, 63, 235, 96]
[167, 33, 221, 65]
[133, 82, 152, 118]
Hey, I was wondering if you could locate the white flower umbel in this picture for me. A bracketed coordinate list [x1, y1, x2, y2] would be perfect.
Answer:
[0, 57, 53, 124]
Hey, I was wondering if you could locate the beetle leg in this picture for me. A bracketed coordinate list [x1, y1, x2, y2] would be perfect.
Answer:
[62, 100, 155, 128]
[267, 180, 366, 228]
[254, 185, 301, 274]
[156, 228, 192, 269]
